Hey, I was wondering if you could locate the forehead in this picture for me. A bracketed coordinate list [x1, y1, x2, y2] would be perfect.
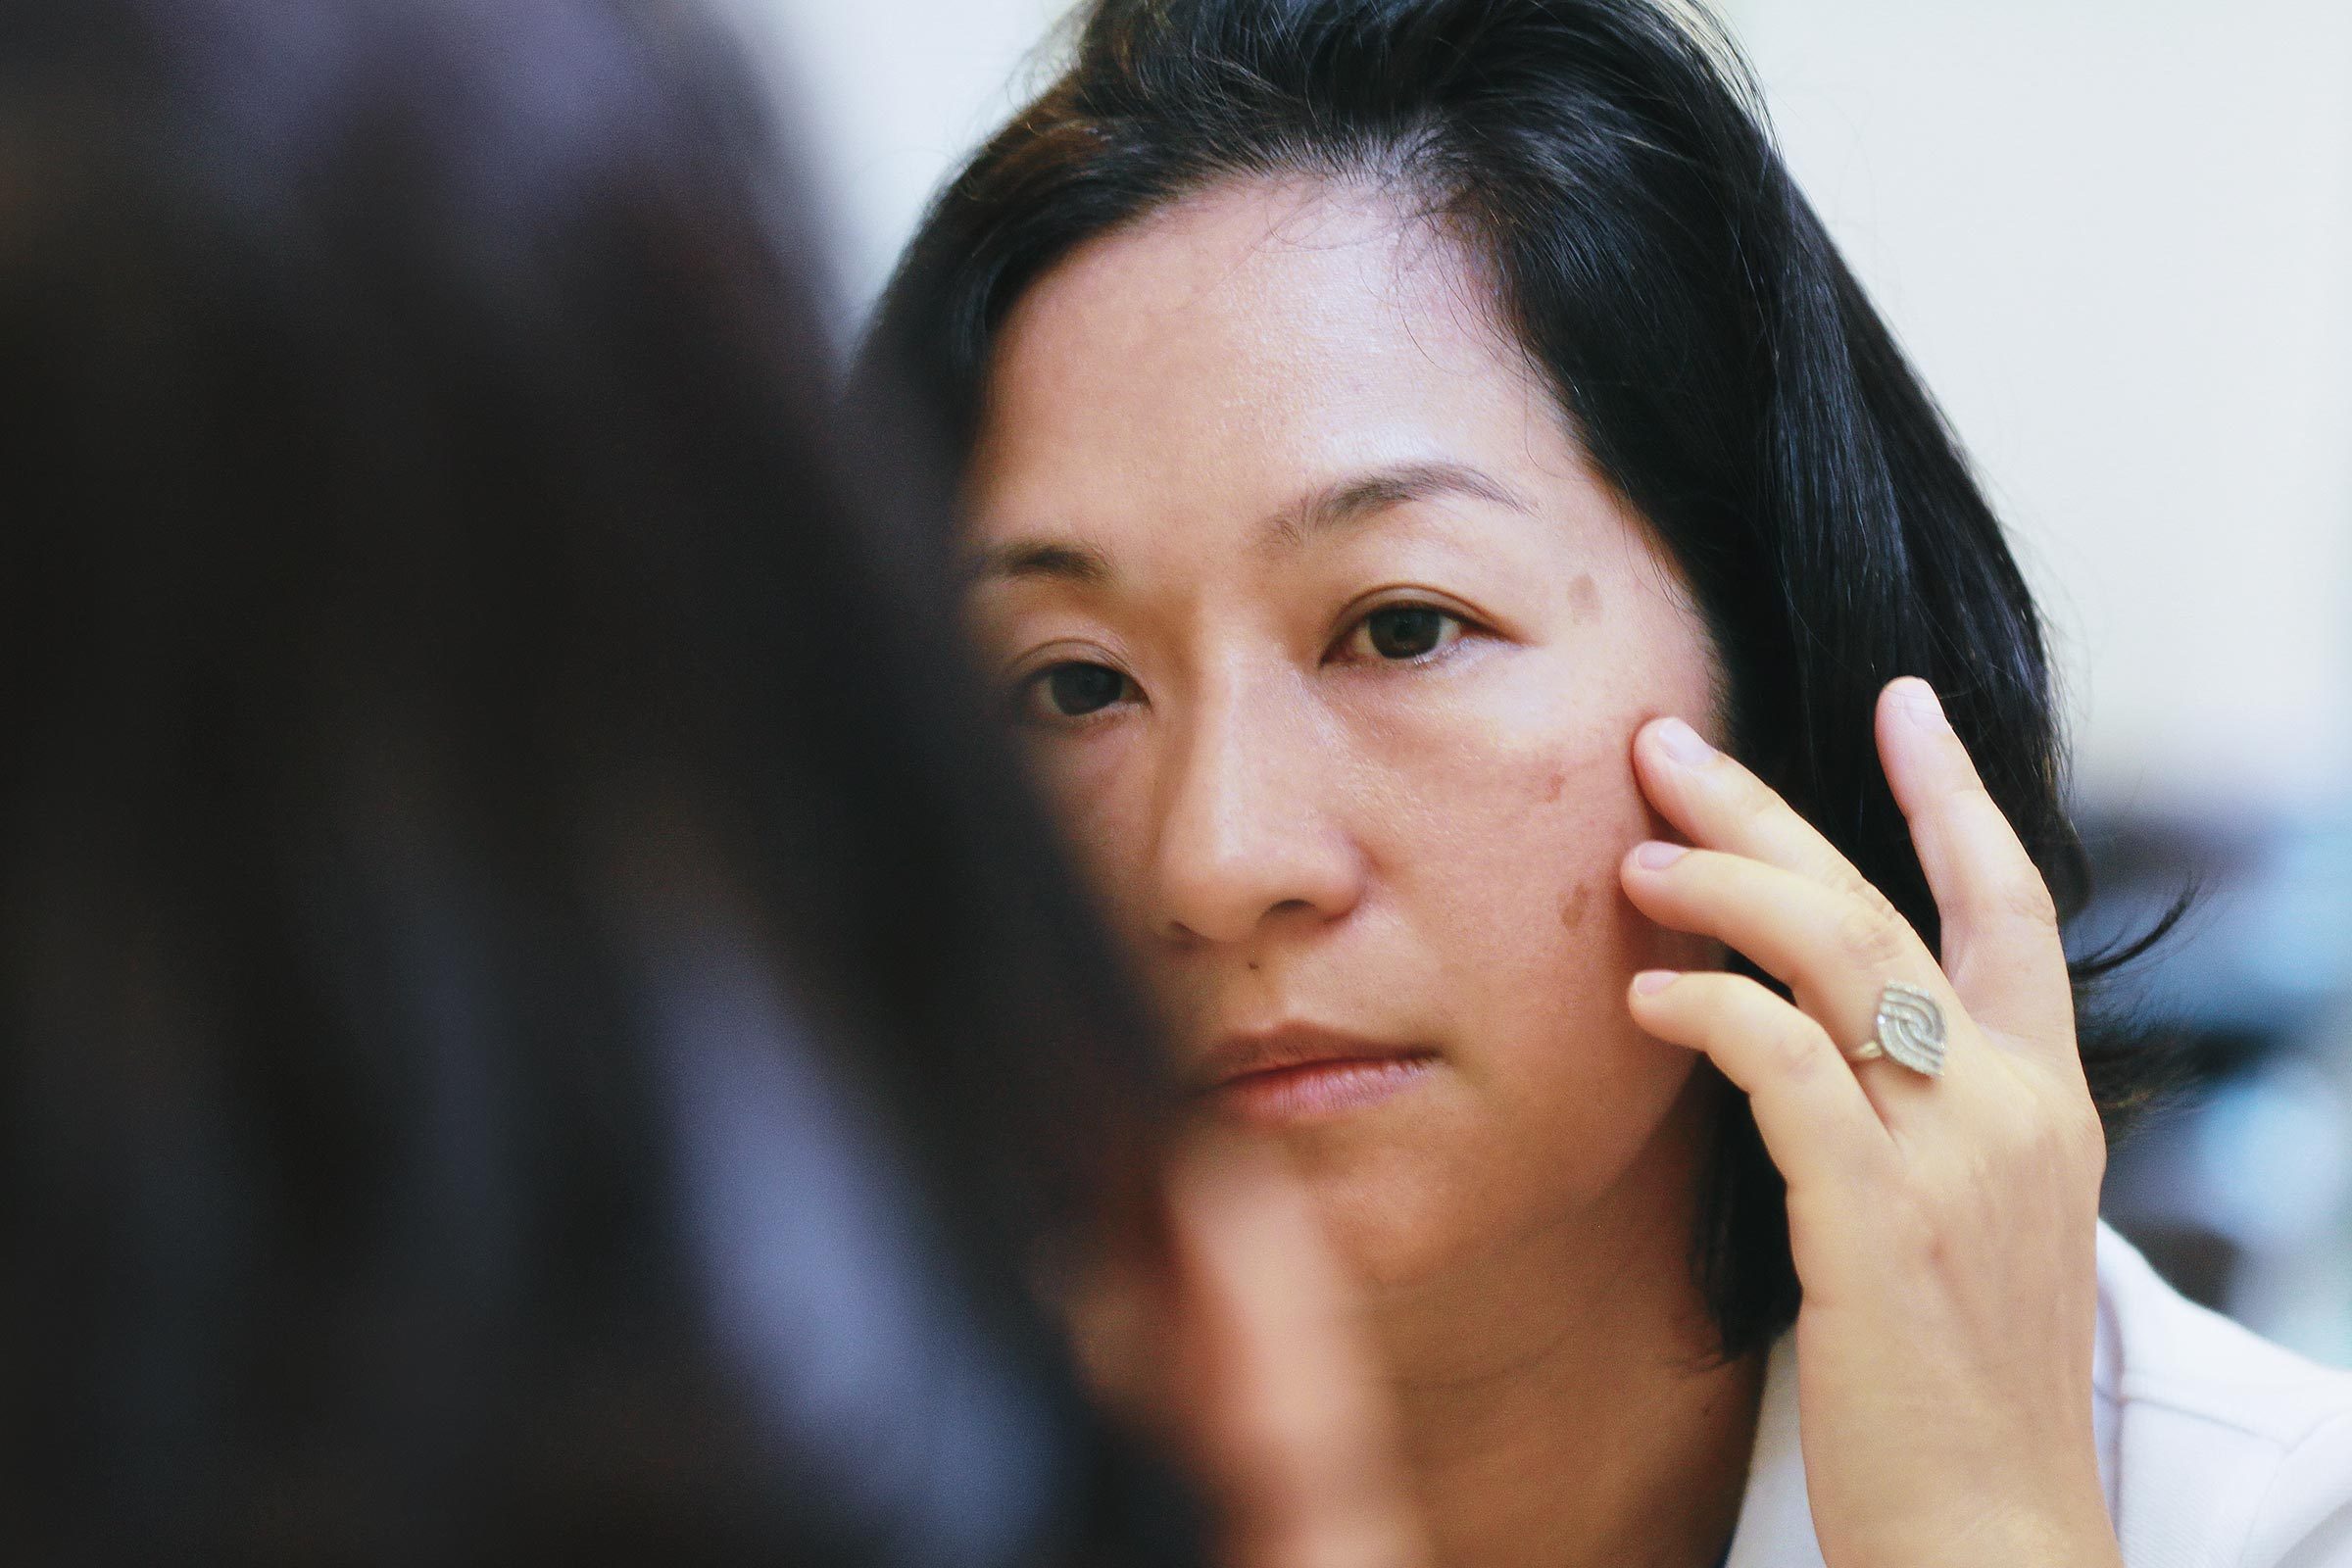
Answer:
[965, 175, 1583, 537]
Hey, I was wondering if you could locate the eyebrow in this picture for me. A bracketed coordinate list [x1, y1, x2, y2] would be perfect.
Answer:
[965, 460, 1534, 588]
[1264, 460, 1536, 550]
[964, 538, 1113, 587]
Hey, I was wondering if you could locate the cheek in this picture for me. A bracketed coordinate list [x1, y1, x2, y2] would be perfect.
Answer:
[1344, 665, 1642, 936]
[1309, 697, 1710, 1267]
[1338, 651, 1715, 1085]
[1387, 721, 1675, 998]
[1453, 744, 1708, 1194]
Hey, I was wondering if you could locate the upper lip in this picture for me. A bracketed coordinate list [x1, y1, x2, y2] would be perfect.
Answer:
[1192, 1025, 1430, 1091]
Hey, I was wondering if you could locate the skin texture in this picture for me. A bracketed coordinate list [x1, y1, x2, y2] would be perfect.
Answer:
[962, 174, 2121, 1568]
[962, 177, 1754, 1568]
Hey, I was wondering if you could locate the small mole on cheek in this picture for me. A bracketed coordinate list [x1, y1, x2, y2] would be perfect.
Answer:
[1567, 574, 1601, 621]
[1558, 882, 1595, 931]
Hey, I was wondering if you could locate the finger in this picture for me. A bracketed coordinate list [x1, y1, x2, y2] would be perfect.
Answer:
[1633, 716, 1882, 905]
[1627, 968, 1892, 1191]
[1621, 840, 1944, 1051]
[1164, 1133, 1429, 1568]
[1875, 679, 2073, 1045]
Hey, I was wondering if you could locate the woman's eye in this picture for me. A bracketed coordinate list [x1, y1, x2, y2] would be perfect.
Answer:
[1018, 661, 1134, 723]
[1344, 605, 1465, 662]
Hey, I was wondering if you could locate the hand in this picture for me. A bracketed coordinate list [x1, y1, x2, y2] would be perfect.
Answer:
[1618, 678, 2120, 1568]
[1065, 1131, 1430, 1568]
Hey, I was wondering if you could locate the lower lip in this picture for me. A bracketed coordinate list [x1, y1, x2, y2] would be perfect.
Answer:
[1209, 1054, 1438, 1125]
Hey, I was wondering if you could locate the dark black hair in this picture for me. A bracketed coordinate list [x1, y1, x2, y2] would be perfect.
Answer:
[0, 0, 1193, 1559]
[870, 0, 2179, 1359]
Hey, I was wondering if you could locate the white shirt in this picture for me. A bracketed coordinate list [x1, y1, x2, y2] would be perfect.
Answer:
[1726, 1224, 2352, 1568]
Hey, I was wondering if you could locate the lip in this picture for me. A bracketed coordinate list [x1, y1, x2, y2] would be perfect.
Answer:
[1195, 1026, 1438, 1125]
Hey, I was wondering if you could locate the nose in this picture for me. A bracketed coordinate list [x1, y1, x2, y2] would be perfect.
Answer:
[1151, 671, 1366, 948]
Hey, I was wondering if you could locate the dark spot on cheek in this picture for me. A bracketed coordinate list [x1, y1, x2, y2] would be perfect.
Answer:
[1558, 882, 1595, 931]
[1567, 573, 1601, 621]
[1544, 769, 1568, 803]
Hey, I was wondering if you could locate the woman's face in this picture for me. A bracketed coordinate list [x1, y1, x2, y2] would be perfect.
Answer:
[963, 177, 1722, 1290]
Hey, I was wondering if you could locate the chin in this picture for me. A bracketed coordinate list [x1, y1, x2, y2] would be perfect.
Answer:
[1253, 1048, 1710, 1297]
[1253, 1100, 1529, 1291]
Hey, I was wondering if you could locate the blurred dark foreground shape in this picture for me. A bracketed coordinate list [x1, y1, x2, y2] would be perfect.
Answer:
[0, 0, 1200, 1559]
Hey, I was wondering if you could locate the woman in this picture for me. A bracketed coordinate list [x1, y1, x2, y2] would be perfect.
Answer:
[873, 1, 2352, 1564]
[0, 0, 1411, 1560]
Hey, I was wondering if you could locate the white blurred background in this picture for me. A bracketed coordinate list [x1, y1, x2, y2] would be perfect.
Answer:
[728, 0, 2352, 1361]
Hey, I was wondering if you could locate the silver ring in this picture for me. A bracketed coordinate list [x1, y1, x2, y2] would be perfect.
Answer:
[1844, 981, 1947, 1078]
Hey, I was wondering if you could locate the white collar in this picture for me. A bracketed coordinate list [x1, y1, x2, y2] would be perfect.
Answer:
[1721, 1333, 1823, 1568]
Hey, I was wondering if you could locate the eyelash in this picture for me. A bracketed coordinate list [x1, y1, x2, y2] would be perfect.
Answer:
[1008, 600, 1484, 730]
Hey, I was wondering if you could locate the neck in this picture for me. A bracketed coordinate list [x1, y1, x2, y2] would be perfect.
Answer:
[1365, 1080, 1762, 1568]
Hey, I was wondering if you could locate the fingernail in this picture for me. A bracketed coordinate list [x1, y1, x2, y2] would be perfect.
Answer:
[1654, 717, 1716, 767]
[1632, 969, 1679, 996]
[1633, 840, 1688, 871]
[1892, 678, 1950, 734]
